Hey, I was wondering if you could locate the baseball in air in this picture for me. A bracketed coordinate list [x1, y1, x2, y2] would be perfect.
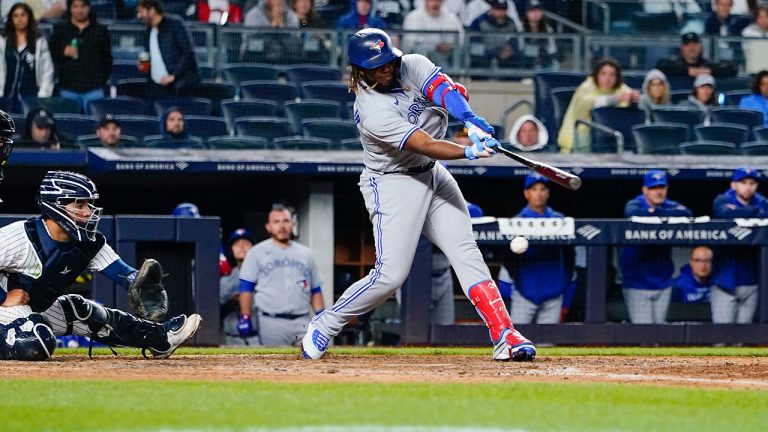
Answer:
[510, 236, 529, 254]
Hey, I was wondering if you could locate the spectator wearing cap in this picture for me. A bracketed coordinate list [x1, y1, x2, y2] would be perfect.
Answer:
[679, 73, 719, 116]
[508, 114, 547, 151]
[497, 174, 575, 324]
[739, 70, 768, 126]
[520, 0, 559, 69]
[95, 116, 122, 148]
[19, 107, 59, 149]
[402, 0, 464, 67]
[467, 0, 521, 68]
[620, 170, 692, 324]
[711, 167, 768, 323]
[656, 32, 737, 80]
[464, 0, 522, 30]
[219, 228, 259, 345]
[50, 0, 112, 112]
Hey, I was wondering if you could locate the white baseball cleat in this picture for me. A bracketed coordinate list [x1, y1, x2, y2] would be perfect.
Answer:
[492, 328, 536, 362]
[146, 314, 202, 359]
[300, 322, 330, 360]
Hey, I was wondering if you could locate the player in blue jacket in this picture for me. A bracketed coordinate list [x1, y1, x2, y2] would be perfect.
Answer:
[620, 170, 692, 323]
[711, 166, 768, 323]
[672, 245, 714, 304]
[499, 174, 575, 323]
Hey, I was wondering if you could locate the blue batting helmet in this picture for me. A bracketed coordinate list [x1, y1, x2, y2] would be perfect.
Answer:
[172, 202, 200, 217]
[38, 171, 102, 242]
[348, 28, 402, 70]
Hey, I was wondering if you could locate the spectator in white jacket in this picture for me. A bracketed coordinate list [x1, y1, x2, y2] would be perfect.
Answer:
[0, 3, 54, 114]
[402, 0, 464, 66]
[742, 6, 768, 74]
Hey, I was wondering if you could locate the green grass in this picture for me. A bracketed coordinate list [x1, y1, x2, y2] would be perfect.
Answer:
[5, 379, 768, 432]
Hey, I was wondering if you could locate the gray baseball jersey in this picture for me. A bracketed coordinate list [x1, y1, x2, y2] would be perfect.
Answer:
[354, 54, 448, 173]
[239, 239, 321, 316]
[310, 54, 493, 338]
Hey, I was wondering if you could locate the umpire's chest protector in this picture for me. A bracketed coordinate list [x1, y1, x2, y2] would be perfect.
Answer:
[7, 218, 104, 312]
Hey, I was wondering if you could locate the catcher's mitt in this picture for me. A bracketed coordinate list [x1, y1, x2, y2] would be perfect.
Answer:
[127, 259, 168, 322]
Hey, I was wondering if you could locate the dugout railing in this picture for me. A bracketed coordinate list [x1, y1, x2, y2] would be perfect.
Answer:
[400, 218, 768, 346]
[0, 215, 221, 346]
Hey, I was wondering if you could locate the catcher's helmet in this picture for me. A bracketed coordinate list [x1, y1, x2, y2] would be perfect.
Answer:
[38, 171, 102, 242]
[0, 110, 15, 165]
[172, 202, 200, 217]
[0, 313, 56, 361]
[348, 28, 402, 70]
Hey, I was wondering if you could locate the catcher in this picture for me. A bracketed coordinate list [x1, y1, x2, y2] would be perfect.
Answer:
[0, 170, 201, 361]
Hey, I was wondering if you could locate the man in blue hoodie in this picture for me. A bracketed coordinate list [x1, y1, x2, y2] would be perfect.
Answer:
[498, 174, 574, 324]
[620, 170, 692, 324]
[672, 245, 714, 304]
[711, 166, 768, 323]
[337, 0, 387, 30]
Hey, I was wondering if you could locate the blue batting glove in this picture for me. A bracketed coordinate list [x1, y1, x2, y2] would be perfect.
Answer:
[464, 137, 499, 160]
[463, 115, 495, 135]
[237, 314, 253, 338]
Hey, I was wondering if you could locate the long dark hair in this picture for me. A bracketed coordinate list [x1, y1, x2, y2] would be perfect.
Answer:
[3, 3, 41, 53]
[591, 57, 623, 91]
[66, 0, 97, 23]
[751, 70, 768, 95]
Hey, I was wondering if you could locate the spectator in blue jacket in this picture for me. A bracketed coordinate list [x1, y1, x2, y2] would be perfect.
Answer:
[672, 245, 714, 304]
[711, 166, 768, 323]
[337, 0, 387, 31]
[704, 0, 750, 36]
[137, 0, 200, 101]
[739, 71, 768, 126]
[620, 170, 692, 323]
[498, 174, 575, 324]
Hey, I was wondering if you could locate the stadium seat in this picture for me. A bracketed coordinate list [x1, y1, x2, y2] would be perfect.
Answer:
[590, 107, 645, 153]
[534, 72, 586, 144]
[239, 81, 299, 113]
[87, 96, 145, 118]
[632, 123, 687, 154]
[235, 116, 293, 143]
[651, 107, 705, 131]
[193, 81, 236, 115]
[198, 64, 216, 80]
[286, 65, 342, 83]
[76, 134, 139, 148]
[221, 99, 280, 133]
[154, 98, 213, 117]
[754, 127, 768, 141]
[143, 135, 206, 149]
[273, 136, 332, 150]
[709, 107, 764, 129]
[666, 75, 695, 91]
[550, 87, 576, 132]
[54, 114, 98, 143]
[221, 63, 281, 86]
[112, 48, 143, 62]
[109, 61, 144, 85]
[669, 90, 690, 104]
[338, 137, 361, 150]
[632, 12, 679, 33]
[26, 97, 82, 114]
[679, 140, 739, 155]
[694, 123, 749, 145]
[717, 76, 752, 92]
[183, 116, 229, 139]
[90, 0, 115, 20]
[115, 78, 147, 99]
[302, 118, 358, 145]
[622, 72, 645, 90]
[723, 90, 751, 106]
[284, 100, 341, 134]
[739, 141, 768, 155]
[207, 135, 270, 149]
[300, 81, 356, 117]
[114, 115, 161, 140]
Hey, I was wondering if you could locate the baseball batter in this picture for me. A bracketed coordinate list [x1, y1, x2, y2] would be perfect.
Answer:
[300, 28, 536, 361]
[237, 206, 324, 346]
[0, 171, 201, 360]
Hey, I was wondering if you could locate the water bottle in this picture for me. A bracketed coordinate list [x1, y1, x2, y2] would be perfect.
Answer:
[70, 38, 79, 60]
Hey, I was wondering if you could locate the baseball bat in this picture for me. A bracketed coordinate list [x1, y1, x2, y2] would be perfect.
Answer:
[495, 146, 582, 191]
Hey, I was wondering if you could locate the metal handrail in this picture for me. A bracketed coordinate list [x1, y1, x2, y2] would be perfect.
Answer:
[575, 118, 625, 154]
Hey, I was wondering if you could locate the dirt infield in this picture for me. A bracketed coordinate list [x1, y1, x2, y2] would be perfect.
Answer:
[3, 354, 767, 390]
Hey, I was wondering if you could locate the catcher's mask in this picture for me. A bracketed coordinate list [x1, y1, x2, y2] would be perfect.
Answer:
[38, 171, 102, 242]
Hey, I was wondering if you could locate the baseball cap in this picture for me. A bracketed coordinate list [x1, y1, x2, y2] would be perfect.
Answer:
[681, 32, 700, 45]
[643, 170, 668, 188]
[693, 74, 715, 88]
[526, 0, 543, 10]
[98, 115, 120, 128]
[467, 202, 485, 218]
[228, 228, 254, 245]
[524, 173, 548, 189]
[32, 111, 54, 128]
[489, 0, 508, 8]
[732, 166, 762, 182]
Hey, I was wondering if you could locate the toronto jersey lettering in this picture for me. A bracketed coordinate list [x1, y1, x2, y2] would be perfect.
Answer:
[353, 54, 448, 173]
[239, 239, 321, 316]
